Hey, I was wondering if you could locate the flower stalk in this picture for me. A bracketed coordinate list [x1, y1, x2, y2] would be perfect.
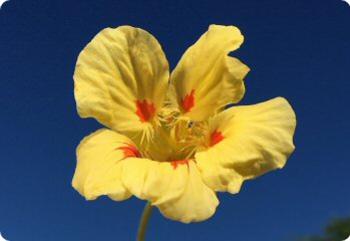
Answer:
[136, 202, 153, 241]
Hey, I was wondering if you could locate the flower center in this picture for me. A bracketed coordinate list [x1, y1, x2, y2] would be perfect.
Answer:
[155, 107, 211, 162]
[170, 118, 209, 159]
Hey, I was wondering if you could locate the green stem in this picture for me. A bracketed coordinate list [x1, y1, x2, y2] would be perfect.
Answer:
[136, 202, 153, 241]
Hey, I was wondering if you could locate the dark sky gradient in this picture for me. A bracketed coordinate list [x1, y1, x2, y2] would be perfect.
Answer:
[0, 0, 349, 240]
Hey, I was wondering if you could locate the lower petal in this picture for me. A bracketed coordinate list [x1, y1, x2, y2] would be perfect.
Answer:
[72, 129, 138, 201]
[121, 158, 219, 223]
[157, 161, 219, 223]
[196, 149, 244, 194]
[196, 97, 296, 192]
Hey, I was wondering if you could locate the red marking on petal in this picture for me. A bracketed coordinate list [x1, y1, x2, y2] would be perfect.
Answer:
[136, 100, 156, 122]
[181, 89, 195, 113]
[171, 159, 189, 169]
[210, 130, 224, 147]
[117, 144, 141, 158]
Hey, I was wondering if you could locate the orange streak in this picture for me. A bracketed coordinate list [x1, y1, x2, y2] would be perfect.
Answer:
[171, 159, 189, 169]
[117, 144, 141, 158]
[136, 100, 156, 122]
[181, 89, 195, 113]
[210, 130, 224, 147]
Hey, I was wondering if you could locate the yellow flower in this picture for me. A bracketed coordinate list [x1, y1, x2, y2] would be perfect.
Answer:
[72, 25, 296, 223]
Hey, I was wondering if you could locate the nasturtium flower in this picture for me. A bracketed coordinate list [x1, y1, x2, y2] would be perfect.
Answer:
[72, 25, 296, 223]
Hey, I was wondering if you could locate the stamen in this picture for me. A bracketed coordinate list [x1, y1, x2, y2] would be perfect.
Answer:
[158, 106, 180, 128]
[157, 105, 211, 162]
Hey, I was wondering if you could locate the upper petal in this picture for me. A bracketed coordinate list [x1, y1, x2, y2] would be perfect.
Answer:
[170, 24, 250, 121]
[121, 158, 219, 223]
[74, 26, 169, 142]
[195, 97, 296, 192]
[72, 128, 142, 201]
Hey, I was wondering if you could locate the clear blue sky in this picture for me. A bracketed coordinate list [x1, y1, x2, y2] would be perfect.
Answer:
[0, 0, 349, 240]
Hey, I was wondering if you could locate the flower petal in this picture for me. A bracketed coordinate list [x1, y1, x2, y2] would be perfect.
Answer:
[72, 129, 142, 201]
[196, 151, 244, 194]
[196, 97, 296, 193]
[170, 24, 250, 121]
[121, 158, 219, 223]
[74, 26, 169, 142]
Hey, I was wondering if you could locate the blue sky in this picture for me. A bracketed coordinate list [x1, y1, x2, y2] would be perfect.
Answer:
[0, 0, 349, 240]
